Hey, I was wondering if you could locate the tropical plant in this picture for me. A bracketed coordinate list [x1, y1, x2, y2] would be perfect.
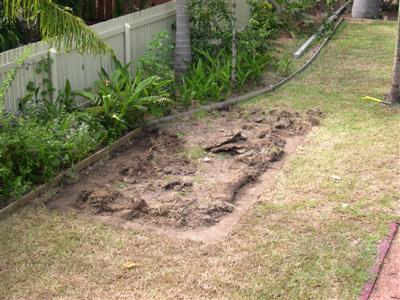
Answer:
[3, 0, 110, 54]
[18, 57, 78, 120]
[1, 0, 111, 115]
[174, 0, 192, 78]
[180, 48, 269, 105]
[180, 49, 232, 105]
[78, 59, 172, 136]
[0, 1, 22, 52]
[236, 51, 270, 86]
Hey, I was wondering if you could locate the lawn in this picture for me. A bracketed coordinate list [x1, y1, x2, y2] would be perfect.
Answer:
[1, 19, 399, 299]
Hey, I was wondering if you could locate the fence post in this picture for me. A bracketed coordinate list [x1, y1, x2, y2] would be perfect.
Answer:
[124, 23, 132, 65]
[49, 48, 59, 101]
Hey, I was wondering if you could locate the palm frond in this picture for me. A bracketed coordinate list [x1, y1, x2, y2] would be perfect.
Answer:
[3, 0, 111, 55]
[4, 0, 41, 21]
[40, 1, 110, 54]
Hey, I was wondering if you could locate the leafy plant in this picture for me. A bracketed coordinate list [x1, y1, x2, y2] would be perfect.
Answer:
[78, 58, 172, 137]
[18, 57, 78, 121]
[236, 52, 270, 87]
[268, 0, 337, 36]
[239, 1, 278, 56]
[187, 0, 234, 57]
[180, 49, 232, 105]
[274, 55, 293, 77]
[137, 31, 175, 93]
[4, 0, 110, 55]
[180, 46, 271, 105]
[0, 111, 106, 205]
[0, 47, 32, 114]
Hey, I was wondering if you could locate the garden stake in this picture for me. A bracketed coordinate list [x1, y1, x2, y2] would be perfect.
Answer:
[362, 96, 391, 105]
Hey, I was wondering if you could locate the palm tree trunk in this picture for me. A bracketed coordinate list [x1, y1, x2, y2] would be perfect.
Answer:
[174, 0, 192, 79]
[352, 0, 381, 19]
[388, 5, 400, 105]
[231, 0, 237, 87]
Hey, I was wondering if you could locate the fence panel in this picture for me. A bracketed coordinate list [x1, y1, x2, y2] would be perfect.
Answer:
[0, 0, 249, 113]
[0, 42, 49, 112]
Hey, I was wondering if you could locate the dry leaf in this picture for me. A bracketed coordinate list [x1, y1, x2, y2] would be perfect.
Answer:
[123, 262, 139, 269]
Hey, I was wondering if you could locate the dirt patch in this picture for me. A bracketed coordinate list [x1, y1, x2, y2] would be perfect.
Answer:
[74, 189, 121, 214]
[48, 107, 322, 235]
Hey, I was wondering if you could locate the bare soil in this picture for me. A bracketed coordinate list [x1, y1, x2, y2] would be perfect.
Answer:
[48, 107, 322, 240]
[370, 230, 400, 300]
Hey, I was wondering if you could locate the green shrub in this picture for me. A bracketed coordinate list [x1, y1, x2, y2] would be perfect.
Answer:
[236, 52, 270, 87]
[274, 55, 293, 77]
[180, 49, 231, 105]
[187, 0, 233, 57]
[180, 48, 270, 105]
[239, 1, 278, 56]
[78, 58, 173, 138]
[0, 112, 106, 204]
[271, 0, 338, 35]
[18, 57, 78, 121]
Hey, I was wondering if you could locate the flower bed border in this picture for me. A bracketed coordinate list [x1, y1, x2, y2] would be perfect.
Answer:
[359, 222, 400, 300]
[0, 18, 345, 220]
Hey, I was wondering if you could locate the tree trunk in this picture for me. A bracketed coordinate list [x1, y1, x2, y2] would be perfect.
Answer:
[388, 5, 400, 105]
[174, 0, 192, 79]
[352, 0, 381, 19]
[231, 0, 237, 87]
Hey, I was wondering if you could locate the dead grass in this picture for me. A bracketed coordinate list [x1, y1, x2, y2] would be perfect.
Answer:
[1, 20, 400, 299]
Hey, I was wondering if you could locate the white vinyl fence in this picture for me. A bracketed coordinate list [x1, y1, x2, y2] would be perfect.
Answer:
[0, 0, 250, 113]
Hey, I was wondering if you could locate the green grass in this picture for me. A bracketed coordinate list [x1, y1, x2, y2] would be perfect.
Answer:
[1, 20, 400, 299]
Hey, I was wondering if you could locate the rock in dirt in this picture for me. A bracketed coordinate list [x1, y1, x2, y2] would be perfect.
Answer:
[164, 180, 193, 192]
[125, 199, 148, 220]
[242, 124, 254, 130]
[75, 188, 121, 213]
[205, 131, 247, 153]
[306, 108, 324, 126]
[268, 109, 319, 135]
[209, 143, 247, 154]
[212, 171, 255, 204]
[257, 129, 271, 139]
[119, 158, 153, 177]
[205, 201, 235, 214]
[268, 109, 298, 129]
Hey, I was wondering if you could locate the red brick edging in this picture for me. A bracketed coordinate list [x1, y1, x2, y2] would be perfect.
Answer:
[359, 222, 400, 300]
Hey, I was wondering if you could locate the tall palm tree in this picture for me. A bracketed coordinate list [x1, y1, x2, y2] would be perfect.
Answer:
[3, 0, 109, 54]
[352, 0, 381, 19]
[174, 0, 192, 79]
[388, 4, 400, 105]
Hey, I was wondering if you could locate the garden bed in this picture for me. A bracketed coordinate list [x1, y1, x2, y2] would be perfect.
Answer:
[48, 107, 322, 240]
